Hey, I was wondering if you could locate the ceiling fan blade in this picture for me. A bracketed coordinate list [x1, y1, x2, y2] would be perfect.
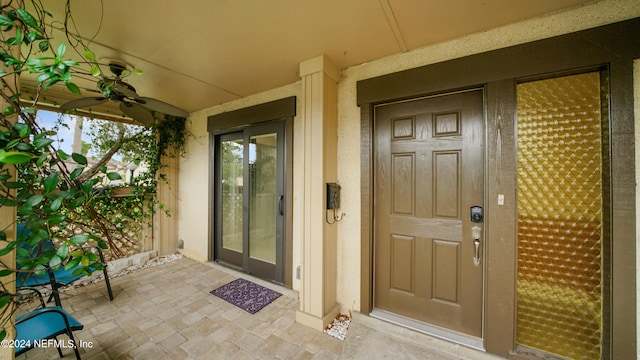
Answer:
[138, 97, 189, 118]
[60, 97, 108, 110]
[120, 102, 155, 125]
[111, 82, 140, 100]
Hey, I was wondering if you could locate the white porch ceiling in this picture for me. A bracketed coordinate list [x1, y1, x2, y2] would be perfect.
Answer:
[23, 0, 593, 119]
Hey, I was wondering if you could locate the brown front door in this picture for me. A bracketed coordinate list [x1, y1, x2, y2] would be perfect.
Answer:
[373, 89, 484, 341]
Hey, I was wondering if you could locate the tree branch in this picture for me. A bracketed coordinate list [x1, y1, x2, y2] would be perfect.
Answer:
[76, 123, 126, 183]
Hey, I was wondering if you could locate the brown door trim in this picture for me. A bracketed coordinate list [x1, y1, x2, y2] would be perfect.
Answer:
[208, 97, 296, 288]
[358, 18, 639, 358]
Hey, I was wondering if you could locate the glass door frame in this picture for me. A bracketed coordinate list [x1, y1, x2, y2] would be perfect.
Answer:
[213, 120, 286, 283]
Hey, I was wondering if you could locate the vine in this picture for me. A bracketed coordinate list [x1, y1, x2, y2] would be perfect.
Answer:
[0, 0, 189, 341]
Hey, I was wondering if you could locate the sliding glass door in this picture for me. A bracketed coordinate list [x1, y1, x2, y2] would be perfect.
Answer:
[215, 121, 285, 283]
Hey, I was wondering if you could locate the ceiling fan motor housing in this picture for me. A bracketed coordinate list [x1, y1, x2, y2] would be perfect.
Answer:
[60, 61, 189, 122]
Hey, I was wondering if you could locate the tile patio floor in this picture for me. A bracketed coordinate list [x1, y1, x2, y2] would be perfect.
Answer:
[15, 257, 501, 360]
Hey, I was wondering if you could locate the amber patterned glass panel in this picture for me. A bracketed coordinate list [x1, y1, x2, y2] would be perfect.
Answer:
[516, 72, 603, 360]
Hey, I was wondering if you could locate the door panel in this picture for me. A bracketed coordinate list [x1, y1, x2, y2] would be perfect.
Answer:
[248, 133, 278, 265]
[215, 121, 285, 283]
[246, 123, 284, 282]
[373, 89, 484, 338]
[219, 133, 244, 266]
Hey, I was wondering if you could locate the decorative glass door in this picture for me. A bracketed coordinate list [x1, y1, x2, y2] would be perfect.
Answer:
[215, 121, 285, 283]
[515, 71, 607, 359]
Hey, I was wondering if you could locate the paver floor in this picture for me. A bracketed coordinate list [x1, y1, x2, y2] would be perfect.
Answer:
[15, 256, 500, 360]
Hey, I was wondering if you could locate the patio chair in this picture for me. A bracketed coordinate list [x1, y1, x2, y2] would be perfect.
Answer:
[14, 287, 84, 359]
[16, 223, 114, 306]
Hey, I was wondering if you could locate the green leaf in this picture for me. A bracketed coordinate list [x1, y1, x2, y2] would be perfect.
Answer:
[69, 234, 89, 245]
[0, 329, 6, 341]
[33, 264, 47, 276]
[38, 40, 49, 52]
[16, 247, 31, 259]
[70, 167, 84, 180]
[0, 151, 35, 164]
[15, 142, 32, 151]
[47, 213, 66, 225]
[0, 269, 13, 277]
[70, 250, 84, 258]
[71, 152, 87, 165]
[49, 255, 62, 268]
[33, 136, 54, 149]
[26, 31, 42, 44]
[25, 194, 44, 207]
[84, 49, 96, 61]
[0, 242, 15, 257]
[82, 178, 99, 193]
[0, 14, 13, 27]
[0, 293, 11, 309]
[56, 243, 69, 258]
[68, 194, 85, 209]
[7, 28, 23, 45]
[80, 255, 90, 267]
[3, 105, 16, 116]
[57, 149, 69, 160]
[64, 257, 80, 270]
[107, 172, 122, 181]
[13, 122, 30, 137]
[1, 198, 18, 207]
[43, 78, 60, 90]
[97, 240, 108, 250]
[45, 197, 62, 212]
[65, 81, 80, 94]
[36, 154, 48, 166]
[43, 172, 59, 193]
[36, 72, 52, 83]
[62, 59, 78, 67]
[73, 267, 91, 277]
[17, 8, 41, 31]
[3, 181, 26, 189]
[56, 43, 66, 60]
[90, 64, 101, 77]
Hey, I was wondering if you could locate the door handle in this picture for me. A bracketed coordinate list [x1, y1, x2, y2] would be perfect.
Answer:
[278, 195, 284, 215]
[472, 226, 482, 266]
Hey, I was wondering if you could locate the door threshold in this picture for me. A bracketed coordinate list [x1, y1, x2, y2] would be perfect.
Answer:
[370, 309, 485, 351]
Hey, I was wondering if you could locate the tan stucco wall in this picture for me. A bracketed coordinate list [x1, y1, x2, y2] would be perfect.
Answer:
[178, 0, 639, 329]
[178, 82, 303, 288]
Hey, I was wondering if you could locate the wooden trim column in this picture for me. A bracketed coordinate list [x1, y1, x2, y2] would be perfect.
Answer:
[155, 152, 179, 255]
[295, 56, 341, 330]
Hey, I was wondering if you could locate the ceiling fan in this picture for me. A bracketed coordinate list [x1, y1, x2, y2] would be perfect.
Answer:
[59, 62, 188, 124]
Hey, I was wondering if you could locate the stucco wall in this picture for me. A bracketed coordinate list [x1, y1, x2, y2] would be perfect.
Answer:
[178, 0, 639, 323]
[177, 82, 302, 289]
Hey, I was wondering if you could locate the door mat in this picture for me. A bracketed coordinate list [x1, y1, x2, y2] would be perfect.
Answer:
[210, 278, 282, 314]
